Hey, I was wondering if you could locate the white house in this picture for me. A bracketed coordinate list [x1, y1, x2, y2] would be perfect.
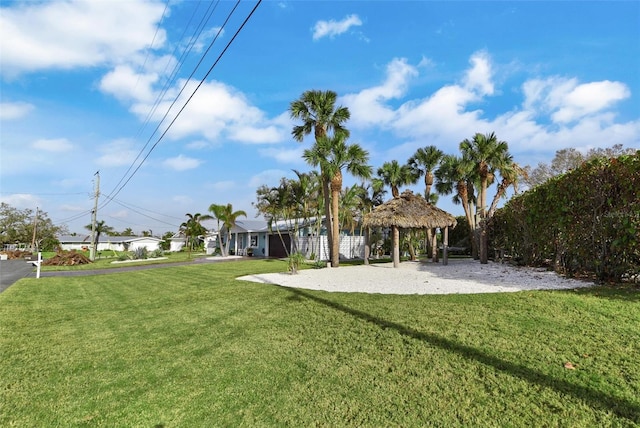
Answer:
[57, 235, 163, 253]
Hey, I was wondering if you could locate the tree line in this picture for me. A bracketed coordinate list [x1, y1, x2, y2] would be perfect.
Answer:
[253, 89, 527, 267]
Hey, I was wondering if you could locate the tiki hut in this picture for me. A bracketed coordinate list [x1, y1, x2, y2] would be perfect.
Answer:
[363, 190, 457, 268]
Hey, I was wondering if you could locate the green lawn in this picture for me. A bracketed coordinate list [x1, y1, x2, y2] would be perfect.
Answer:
[1, 260, 638, 427]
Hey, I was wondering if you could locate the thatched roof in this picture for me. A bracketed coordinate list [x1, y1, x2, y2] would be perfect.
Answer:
[363, 190, 457, 229]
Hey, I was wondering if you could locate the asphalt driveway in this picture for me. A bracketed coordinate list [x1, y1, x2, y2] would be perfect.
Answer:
[0, 256, 249, 293]
[0, 260, 36, 293]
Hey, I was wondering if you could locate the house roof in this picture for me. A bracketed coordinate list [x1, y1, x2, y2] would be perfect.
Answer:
[230, 217, 321, 234]
[363, 190, 457, 229]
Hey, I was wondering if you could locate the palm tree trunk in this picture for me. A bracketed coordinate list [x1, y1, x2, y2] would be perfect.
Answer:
[321, 176, 333, 262]
[392, 225, 400, 268]
[431, 228, 439, 262]
[364, 227, 370, 265]
[330, 180, 341, 268]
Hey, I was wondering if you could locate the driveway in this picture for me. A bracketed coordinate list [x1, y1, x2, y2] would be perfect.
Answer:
[0, 256, 249, 293]
[0, 260, 36, 293]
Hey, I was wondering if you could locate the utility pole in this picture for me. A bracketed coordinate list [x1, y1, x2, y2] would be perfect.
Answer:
[30, 206, 39, 252]
[89, 171, 100, 261]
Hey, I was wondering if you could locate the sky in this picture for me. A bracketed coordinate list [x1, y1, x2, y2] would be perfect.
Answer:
[1, 0, 639, 236]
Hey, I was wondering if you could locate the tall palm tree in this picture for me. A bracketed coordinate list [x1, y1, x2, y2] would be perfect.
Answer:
[84, 220, 114, 258]
[408, 145, 444, 200]
[377, 160, 417, 198]
[217, 203, 247, 257]
[435, 154, 477, 257]
[208, 203, 228, 255]
[290, 90, 351, 263]
[459, 132, 511, 263]
[409, 145, 444, 260]
[179, 213, 211, 259]
[292, 170, 322, 258]
[358, 179, 386, 265]
[303, 133, 371, 267]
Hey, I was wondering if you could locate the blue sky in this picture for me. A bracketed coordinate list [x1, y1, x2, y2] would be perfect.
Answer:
[1, 0, 639, 235]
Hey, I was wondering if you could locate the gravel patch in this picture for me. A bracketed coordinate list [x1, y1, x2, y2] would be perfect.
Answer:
[237, 259, 594, 295]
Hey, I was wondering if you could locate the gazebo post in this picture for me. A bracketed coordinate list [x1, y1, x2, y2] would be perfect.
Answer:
[364, 227, 370, 265]
[392, 225, 400, 268]
[443, 226, 449, 265]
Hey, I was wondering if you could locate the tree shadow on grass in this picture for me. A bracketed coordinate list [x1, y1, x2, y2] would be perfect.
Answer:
[285, 287, 640, 423]
[562, 284, 640, 302]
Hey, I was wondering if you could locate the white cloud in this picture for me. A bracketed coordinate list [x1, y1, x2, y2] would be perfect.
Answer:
[0, 0, 166, 77]
[258, 146, 306, 164]
[522, 77, 630, 124]
[553, 81, 630, 123]
[343, 58, 418, 128]
[99, 65, 159, 103]
[0, 193, 40, 209]
[463, 51, 494, 96]
[31, 138, 73, 152]
[0, 102, 34, 120]
[163, 154, 202, 171]
[96, 139, 139, 167]
[248, 169, 291, 188]
[346, 50, 638, 160]
[313, 14, 362, 40]
[129, 79, 287, 145]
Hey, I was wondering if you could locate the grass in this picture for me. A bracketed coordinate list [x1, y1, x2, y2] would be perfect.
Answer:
[1, 259, 638, 426]
[40, 250, 205, 271]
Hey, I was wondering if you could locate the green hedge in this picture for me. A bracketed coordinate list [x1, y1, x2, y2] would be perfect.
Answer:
[489, 152, 640, 282]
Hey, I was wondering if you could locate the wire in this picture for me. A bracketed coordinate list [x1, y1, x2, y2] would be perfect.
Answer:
[104, 0, 262, 205]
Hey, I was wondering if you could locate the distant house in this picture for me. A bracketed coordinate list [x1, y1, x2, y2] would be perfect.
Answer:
[228, 218, 364, 260]
[168, 231, 219, 254]
[57, 235, 163, 253]
[164, 218, 365, 260]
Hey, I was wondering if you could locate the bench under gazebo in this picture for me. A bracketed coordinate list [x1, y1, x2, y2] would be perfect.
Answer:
[363, 190, 457, 268]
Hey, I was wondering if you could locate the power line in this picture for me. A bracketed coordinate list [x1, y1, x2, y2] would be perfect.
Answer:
[101, 0, 240, 208]
[121, 0, 221, 190]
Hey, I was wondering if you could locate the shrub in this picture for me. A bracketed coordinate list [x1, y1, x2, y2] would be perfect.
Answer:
[489, 152, 640, 282]
[131, 247, 149, 260]
[151, 249, 164, 258]
[287, 251, 306, 274]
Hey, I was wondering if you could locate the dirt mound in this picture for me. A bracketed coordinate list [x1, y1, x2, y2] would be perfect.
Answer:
[0, 250, 33, 260]
[42, 250, 92, 266]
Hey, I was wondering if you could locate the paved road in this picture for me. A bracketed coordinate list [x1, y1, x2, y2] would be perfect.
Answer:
[0, 260, 36, 293]
[0, 256, 248, 293]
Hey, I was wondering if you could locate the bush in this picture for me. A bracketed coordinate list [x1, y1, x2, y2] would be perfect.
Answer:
[151, 249, 164, 258]
[489, 152, 640, 282]
[287, 251, 306, 274]
[131, 247, 149, 260]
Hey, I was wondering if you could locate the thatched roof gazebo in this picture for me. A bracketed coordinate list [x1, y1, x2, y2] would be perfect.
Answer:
[363, 190, 457, 268]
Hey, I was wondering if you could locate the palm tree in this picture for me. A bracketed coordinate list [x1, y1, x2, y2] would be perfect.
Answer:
[303, 133, 371, 267]
[208, 203, 227, 255]
[179, 213, 211, 259]
[409, 145, 444, 260]
[292, 169, 322, 258]
[487, 157, 526, 218]
[84, 220, 114, 258]
[290, 90, 351, 263]
[217, 203, 247, 257]
[408, 145, 444, 200]
[459, 132, 511, 263]
[377, 160, 417, 198]
[358, 179, 386, 264]
[435, 154, 477, 257]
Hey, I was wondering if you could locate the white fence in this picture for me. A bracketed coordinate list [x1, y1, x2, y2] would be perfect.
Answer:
[294, 235, 365, 261]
